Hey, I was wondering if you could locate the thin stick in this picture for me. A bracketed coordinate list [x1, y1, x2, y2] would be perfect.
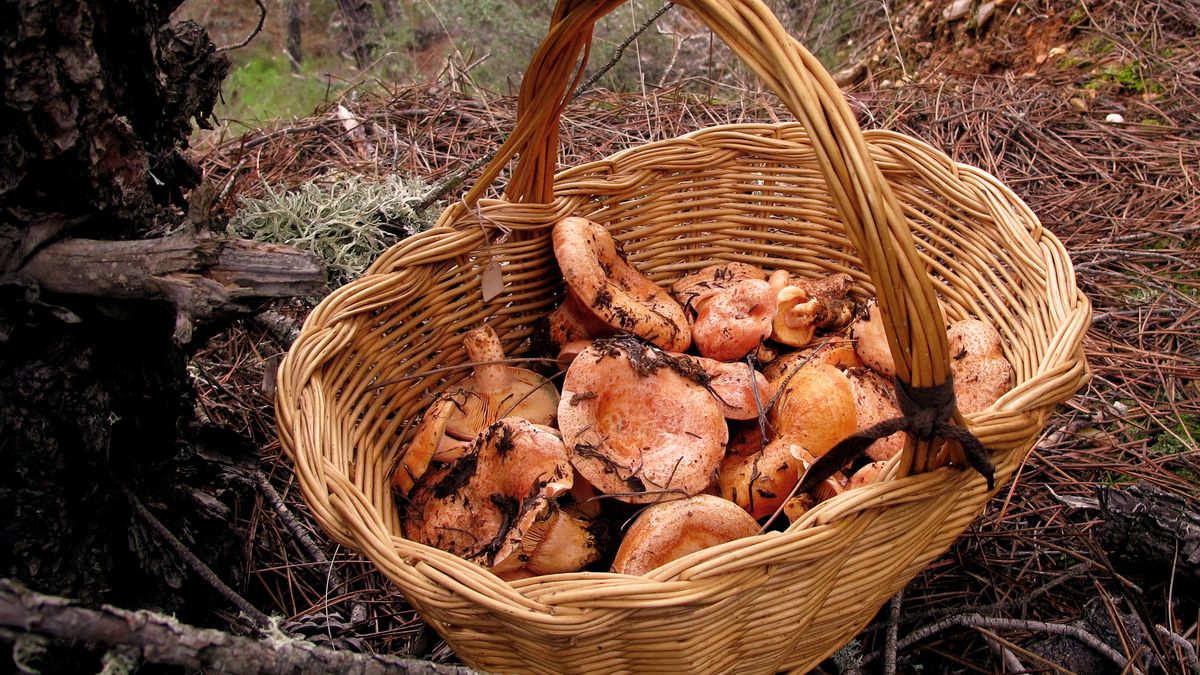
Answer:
[117, 482, 272, 629]
[217, 0, 267, 53]
[860, 613, 1143, 675]
[884, 590, 904, 675]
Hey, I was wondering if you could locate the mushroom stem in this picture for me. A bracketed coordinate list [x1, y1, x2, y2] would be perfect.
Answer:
[463, 325, 509, 397]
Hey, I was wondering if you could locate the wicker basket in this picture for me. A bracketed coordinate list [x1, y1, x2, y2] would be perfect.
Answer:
[275, 0, 1091, 671]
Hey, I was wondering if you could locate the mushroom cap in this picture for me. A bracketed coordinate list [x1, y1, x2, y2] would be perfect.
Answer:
[948, 319, 1014, 415]
[671, 262, 768, 305]
[558, 335, 727, 504]
[611, 494, 760, 576]
[444, 326, 560, 440]
[769, 362, 857, 457]
[556, 339, 593, 370]
[548, 291, 615, 346]
[761, 342, 862, 383]
[848, 460, 890, 490]
[688, 278, 777, 361]
[403, 418, 573, 572]
[718, 437, 803, 519]
[726, 420, 767, 457]
[850, 301, 894, 378]
[686, 355, 774, 420]
[845, 367, 906, 461]
[552, 217, 690, 352]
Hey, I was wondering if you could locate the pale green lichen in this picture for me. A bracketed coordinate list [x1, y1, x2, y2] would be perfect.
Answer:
[227, 173, 436, 287]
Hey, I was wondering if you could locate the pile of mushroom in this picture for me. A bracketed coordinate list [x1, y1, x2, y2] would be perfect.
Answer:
[393, 216, 1015, 579]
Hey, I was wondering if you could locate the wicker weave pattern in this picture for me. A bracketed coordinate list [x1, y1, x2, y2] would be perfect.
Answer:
[275, 1, 1090, 672]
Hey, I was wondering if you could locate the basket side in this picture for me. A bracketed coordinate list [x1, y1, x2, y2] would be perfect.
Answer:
[276, 122, 1089, 672]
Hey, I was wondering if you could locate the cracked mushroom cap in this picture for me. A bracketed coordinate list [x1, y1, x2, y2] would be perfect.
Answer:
[769, 362, 857, 457]
[948, 318, 1015, 415]
[552, 217, 690, 352]
[403, 418, 573, 573]
[611, 494, 760, 576]
[558, 335, 727, 504]
[672, 263, 775, 362]
[444, 325, 559, 441]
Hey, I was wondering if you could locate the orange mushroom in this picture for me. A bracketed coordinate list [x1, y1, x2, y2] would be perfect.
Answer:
[392, 395, 467, 494]
[845, 367, 906, 461]
[558, 335, 727, 504]
[443, 325, 559, 441]
[847, 460, 889, 490]
[548, 291, 615, 346]
[672, 263, 775, 361]
[611, 494, 759, 575]
[768, 363, 858, 457]
[761, 341, 862, 383]
[553, 217, 690, 352]
[512, 503, 605, 577]
[403, 418, 574, 574]
[771, 272, 856, 348]
[718, 437, 803, 519]
[947, 318, 1015, 415]
[685, 355, 774, 420]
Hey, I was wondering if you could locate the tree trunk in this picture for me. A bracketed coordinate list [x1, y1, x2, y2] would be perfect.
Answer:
[286, 0, 304, 72]
[337, 0, 376, 70]
[0, 2, 324, 669]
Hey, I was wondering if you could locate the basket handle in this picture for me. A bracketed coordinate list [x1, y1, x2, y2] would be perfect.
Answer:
[454, 0, 963, 476]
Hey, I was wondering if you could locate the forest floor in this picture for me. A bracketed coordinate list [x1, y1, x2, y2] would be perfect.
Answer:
[183, 0, 1199, 671]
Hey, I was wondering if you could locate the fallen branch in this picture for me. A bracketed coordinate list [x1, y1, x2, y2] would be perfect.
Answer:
[860, 613, 1143, 675]
[16, 234, 325, 343]
[0, 579, 472, 675]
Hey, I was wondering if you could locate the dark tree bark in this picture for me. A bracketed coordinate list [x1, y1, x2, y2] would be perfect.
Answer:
[286, 0, 305, 72]
[0, 580, 474, 674]
[0, 2, 325, 669]
[337, 0, 377, 70]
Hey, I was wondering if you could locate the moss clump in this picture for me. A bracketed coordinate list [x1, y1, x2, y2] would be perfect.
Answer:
[227, 173, 435, 287]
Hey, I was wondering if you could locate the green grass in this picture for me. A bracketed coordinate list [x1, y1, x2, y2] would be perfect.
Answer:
[217, 51, 345, 125]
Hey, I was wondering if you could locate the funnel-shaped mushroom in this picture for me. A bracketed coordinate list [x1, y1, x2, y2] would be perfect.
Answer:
[403, 418, 573, 573]
[769, 363, 857, 457]
[772, 272, 856, 348]
[553, 217, 690, 352]
[947, 319, 1015, 415]
[672, 263, 775, 361]
[444, 325, 559, 441]
[559, 334, 727, 504]
[611, 494, 759, 575]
